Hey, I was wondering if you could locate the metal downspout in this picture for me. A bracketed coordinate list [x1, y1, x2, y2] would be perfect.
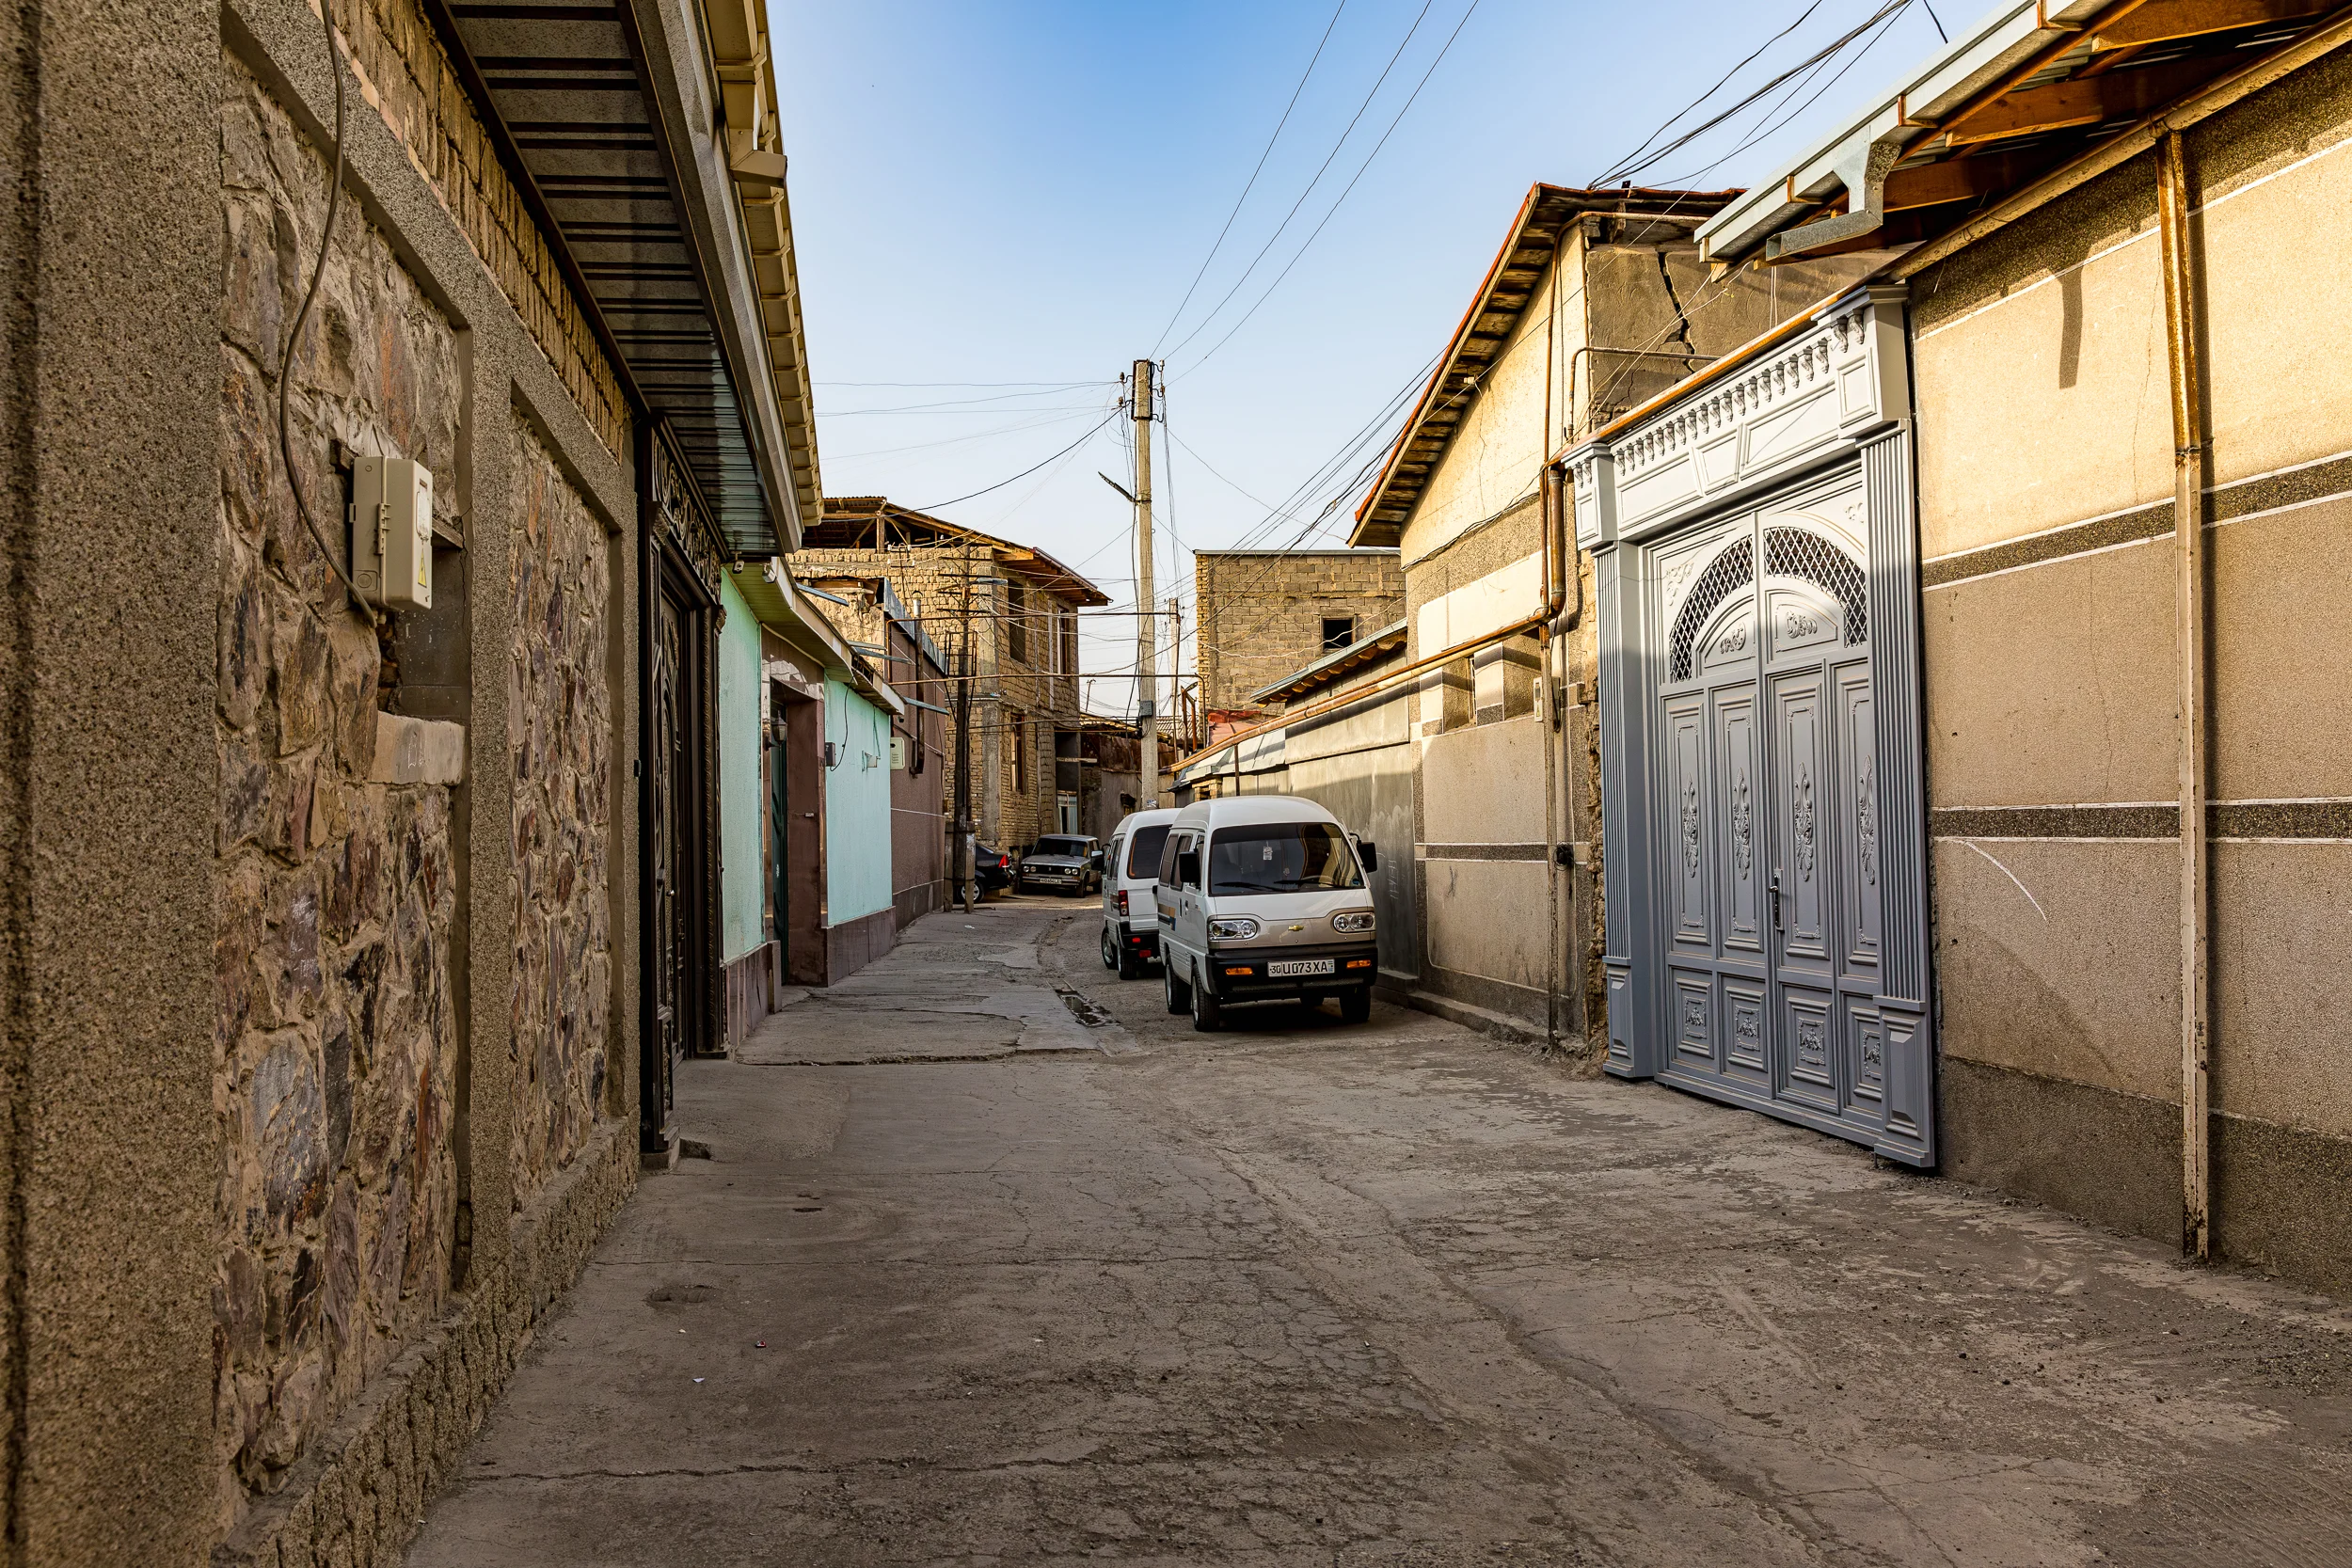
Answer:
[2157, 128, 2211, 1260]
[1542, 266, 1561, 1055]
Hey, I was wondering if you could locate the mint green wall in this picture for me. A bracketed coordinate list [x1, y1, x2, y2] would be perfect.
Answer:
[824, 676, 894, 926]
[717, 574, 767, 963]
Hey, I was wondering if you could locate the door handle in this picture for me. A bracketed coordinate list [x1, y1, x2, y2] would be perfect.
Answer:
[1770, 875, 1784, 932]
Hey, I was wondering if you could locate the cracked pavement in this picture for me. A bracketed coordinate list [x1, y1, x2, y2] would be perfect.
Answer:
[407, 900, 2352, 1566]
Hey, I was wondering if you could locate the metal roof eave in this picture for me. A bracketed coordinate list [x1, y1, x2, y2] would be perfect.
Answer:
[1248, 620, 1408, 705]
[1699, 0, 2138, 263]
[626, 0, 802, 555]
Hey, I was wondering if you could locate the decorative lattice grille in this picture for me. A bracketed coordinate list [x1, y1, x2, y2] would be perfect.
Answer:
[1668, 538, 1755, 681]
[1764, 527, 1867, 645]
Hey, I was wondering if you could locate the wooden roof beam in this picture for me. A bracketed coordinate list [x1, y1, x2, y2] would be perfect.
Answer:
[1945, 55, 2229, 144]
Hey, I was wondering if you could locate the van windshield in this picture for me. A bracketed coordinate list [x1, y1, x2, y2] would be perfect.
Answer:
[1207, 823, 1363, 895]
[1125, 825, 1170, 879]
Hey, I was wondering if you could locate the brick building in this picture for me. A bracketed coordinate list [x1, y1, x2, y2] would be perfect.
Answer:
[792, 499, 1109, 854]
[1193, 548, 1403, 732]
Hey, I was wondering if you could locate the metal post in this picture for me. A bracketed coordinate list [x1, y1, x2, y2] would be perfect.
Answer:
[953, 538, 975, 911]
[2158, 128, 2211, 1260]
[1133, 358, 1157, 808]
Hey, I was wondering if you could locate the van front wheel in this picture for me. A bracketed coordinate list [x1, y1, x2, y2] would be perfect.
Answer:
[1190, 970, 1223, 1033]
[1339, 987, 1373, 1025]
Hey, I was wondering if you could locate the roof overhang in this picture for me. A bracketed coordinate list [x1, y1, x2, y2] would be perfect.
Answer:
[730, 558, 900, 712]
[434, 0, 818, 555]
[1249, 621, 1408, 705]
[809, 498, 1113, 607]
[1698, 0, 2352, 271]
[1350, 183, 1741, 548]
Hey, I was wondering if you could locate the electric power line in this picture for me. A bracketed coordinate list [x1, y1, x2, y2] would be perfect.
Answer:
[1152, 0, 1352, 357]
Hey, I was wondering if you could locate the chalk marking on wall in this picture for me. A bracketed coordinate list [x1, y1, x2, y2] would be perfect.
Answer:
[1915, 126, 2352, 346]
[1954, 838, 2050, 922]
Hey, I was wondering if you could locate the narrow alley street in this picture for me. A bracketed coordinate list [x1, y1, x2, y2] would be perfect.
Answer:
[407, 904, 2352, 1568]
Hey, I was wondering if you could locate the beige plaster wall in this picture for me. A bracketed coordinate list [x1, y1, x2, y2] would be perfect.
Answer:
[2212, 840, 2352, 1137]
[1914, 204, 2171, 562]
[1922, 536, 2175, 809]
[1931, 837, 2178, 1100]
[1914, 56, 2352, 1197]
[2196, 71, 2352, 487]
[1423, 858, 1550, 993]
[2210, 495, 2352, 800]
[1422, 716, 1547, 845]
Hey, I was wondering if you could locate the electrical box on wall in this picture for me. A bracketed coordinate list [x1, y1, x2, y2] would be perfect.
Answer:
[349, 454, 434, 610]
[890, 736, 908, 771]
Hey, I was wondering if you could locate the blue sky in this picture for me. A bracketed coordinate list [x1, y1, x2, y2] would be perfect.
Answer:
[768, 0, 1953, 714]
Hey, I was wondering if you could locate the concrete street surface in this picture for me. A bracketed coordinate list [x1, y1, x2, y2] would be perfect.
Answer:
[408, 897, 2352, 1566]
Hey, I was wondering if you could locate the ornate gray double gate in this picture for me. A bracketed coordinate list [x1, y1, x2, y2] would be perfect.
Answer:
[1571, 285, 1933, 1165]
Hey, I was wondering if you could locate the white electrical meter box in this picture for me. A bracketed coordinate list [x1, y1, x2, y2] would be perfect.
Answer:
[890, 735, 908, 771]
[349, 454, 434, 610]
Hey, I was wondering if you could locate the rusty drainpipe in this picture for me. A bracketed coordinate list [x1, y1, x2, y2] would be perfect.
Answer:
[1541, 267, 1561, 1054]
[2157, 127, 2211, 1261]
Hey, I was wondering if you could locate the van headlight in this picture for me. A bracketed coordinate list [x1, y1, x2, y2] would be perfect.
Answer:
[1331, 911, 1376, 934]
[1208, 916, 1261, 941]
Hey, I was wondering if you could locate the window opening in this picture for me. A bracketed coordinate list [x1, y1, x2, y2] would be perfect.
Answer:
[1321, 616, 1356, 653]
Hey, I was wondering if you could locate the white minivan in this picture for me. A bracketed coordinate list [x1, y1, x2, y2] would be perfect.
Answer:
[1152, 795, 1380, 1031]
[1099, 807, 1180, 979]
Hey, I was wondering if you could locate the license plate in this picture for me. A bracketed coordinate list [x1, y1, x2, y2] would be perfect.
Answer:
[1265, 958, 1335, 977]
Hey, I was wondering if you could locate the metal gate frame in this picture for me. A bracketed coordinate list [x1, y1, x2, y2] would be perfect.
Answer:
[1568, 284, 1935, 1166]
[638, 422, 725, 1157]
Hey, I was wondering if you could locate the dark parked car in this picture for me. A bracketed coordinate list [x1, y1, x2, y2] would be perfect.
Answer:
[1017, 834, 1102, 895]
[972, 843, 1013, 895]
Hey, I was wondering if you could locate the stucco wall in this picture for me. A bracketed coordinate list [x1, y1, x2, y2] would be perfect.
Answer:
[213, 50, 469, 1529]
[507, 417, 612, 1212]
[825, 678, 894, 926]
[1911, 48, 2352, 1281]
[717, 571, 767, 962]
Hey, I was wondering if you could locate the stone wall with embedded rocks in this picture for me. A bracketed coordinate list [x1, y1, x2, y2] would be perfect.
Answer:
[214, 51, 465, 1537]
[508, 416, 613, 1212]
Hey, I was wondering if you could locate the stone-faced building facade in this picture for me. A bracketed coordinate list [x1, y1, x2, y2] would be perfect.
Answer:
[2, 0, 824, 1560]
[1193, 547, 1403, 733]
[791, 498, 1109, 855]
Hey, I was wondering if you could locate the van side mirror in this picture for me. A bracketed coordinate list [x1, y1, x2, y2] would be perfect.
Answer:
[1359, 840, 1379, 873]
[1176, 849, 1201, 888]
[1089, 849, 1104, 869]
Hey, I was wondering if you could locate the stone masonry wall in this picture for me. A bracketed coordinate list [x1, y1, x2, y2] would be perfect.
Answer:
[508, 417, 612, 1212]
[215, 50, 463, 1536]
[1195, 551, 1405, 717]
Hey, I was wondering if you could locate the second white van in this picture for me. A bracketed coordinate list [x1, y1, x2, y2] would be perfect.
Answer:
[1099, 806, 1179, 979]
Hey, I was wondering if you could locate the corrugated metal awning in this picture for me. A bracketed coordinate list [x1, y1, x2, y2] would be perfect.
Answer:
[437, 0, 793, 555]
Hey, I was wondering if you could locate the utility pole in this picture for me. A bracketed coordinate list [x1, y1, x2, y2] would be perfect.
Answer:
[1132, 358, 1157, 809]
[952, 537, 975, 910]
